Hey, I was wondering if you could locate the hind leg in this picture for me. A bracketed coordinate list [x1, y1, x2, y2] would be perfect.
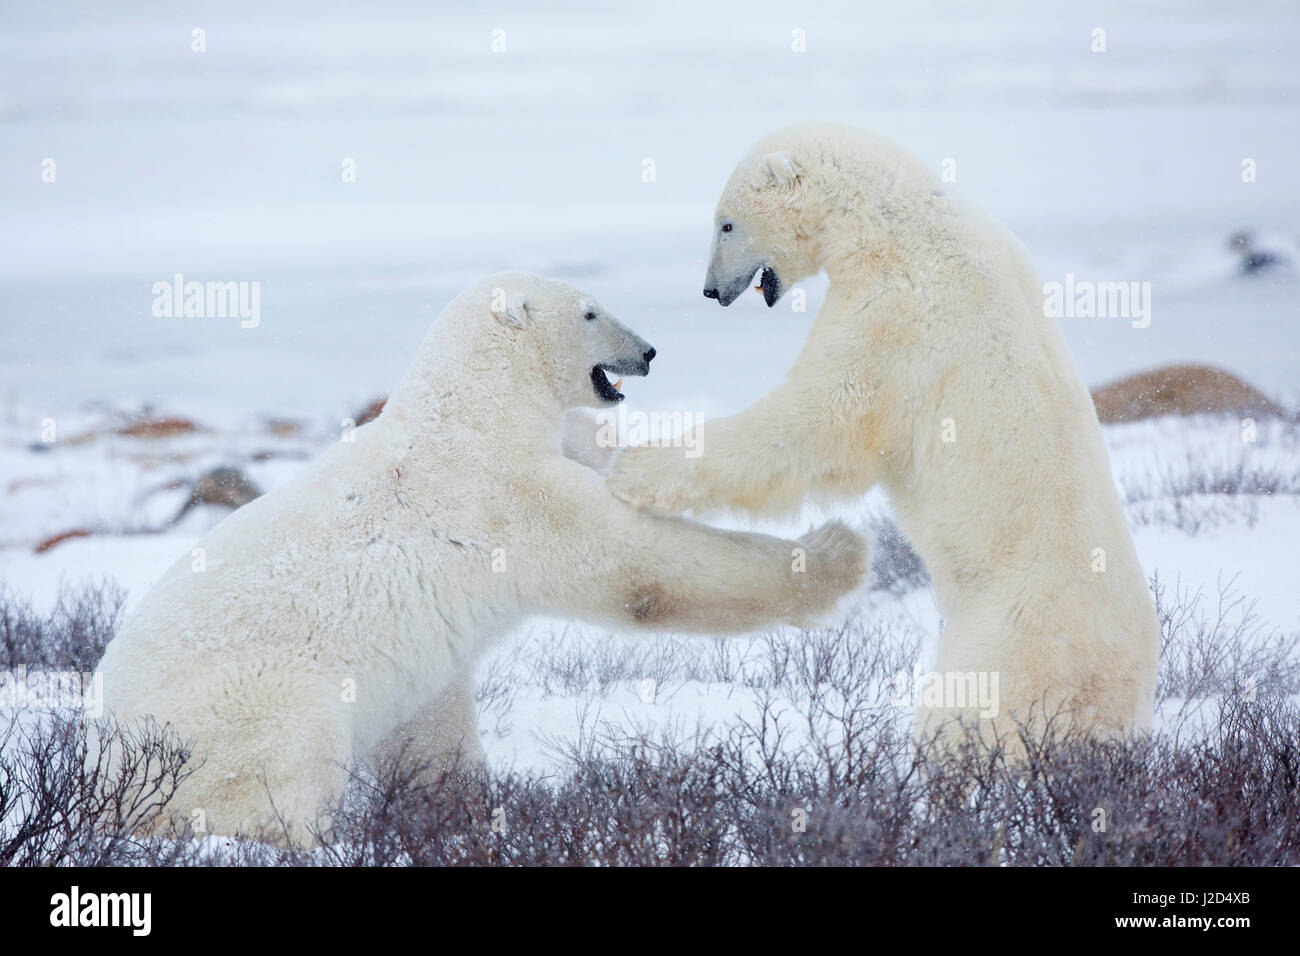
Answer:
[912, 623, 1022, 757]
[370, 673, 484, 784]
[155, 680, 354, 846]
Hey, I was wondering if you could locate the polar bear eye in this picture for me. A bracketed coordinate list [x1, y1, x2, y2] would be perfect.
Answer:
[721, 223, 733, 233]
[584, 310, 597, 321]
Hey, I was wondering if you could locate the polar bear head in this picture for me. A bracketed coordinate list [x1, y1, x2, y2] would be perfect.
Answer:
[480, 272, 656, 409]
[703, 123, 936, 307]
[391, 273, 656, 420]
[704, 141, 807, 307]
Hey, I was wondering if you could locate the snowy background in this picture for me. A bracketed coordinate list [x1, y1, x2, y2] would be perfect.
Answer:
[1, 1, 1297, 779]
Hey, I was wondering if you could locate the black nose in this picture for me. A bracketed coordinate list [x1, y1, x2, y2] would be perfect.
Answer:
[703, 288, 719, 299]
[643, 347, 656, 364]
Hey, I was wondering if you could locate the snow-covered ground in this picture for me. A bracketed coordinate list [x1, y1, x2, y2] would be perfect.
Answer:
[1, 1, 1298, 780]
[2, 399, 1296, 777]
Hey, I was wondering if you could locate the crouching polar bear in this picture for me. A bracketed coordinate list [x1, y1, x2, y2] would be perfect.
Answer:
[607, 123, 1160, 746]
[97, 272, 867, 842]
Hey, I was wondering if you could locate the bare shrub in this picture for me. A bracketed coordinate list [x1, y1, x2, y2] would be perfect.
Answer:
[1, 576, 1296, 865]
[1120, 438, 1300, 533]
[303, 691, 1300, 867]
[0, 579, 124, 670]
[1153, 572, 1300, 734]
[0, 712, 197, 866]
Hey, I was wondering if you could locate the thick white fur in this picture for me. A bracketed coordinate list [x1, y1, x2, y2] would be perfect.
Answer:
[608, 124, 1160, 746]
[97, 272, 867, 842]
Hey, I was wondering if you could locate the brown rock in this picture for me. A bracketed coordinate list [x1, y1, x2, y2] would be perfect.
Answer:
[172, 466, 263, 525]
[1090, 364, 1291, 425]
[354, 397, 387, 427]
[117, 416, 202, 439]
[264, 418, 304, 437]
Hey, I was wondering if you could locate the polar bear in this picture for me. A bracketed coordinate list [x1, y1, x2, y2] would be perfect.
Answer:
[97, 272, 867, 843]
[607, 124, 1160, 747]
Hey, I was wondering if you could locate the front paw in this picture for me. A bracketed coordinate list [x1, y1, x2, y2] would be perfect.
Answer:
[792, 520, 870, 623]
[607, 446, 695, 515]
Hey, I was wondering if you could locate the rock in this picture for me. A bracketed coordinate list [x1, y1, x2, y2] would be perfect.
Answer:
[264, 418, 304, 437]
[117, 416, 202, 439]
[249, 449, 310, 462]
[354, 397, 387, 427]
[1091, 365, 1291, 424]
[172, 466, 263, 525]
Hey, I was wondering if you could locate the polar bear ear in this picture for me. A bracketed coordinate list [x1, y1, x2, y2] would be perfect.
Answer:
[758, 152, 800, 188]
[489, 289, 530, 329]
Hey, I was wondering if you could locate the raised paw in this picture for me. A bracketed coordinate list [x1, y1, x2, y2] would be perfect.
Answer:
[606, 445, 695, 515]
[792, 519, 871, 621]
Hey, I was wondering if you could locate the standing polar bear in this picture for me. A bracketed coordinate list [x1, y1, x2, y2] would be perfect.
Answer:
[608, 124, 1160, 745]
[98, 272, 867, 842]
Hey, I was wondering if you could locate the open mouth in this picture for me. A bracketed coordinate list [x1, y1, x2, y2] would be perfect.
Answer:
[755, 267, 782, 307]
[591, 365, 628, 403]
[719, 266, 782, 308]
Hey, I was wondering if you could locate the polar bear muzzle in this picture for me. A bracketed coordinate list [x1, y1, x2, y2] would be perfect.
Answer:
[591, 348, 655, 404]
[706, 265, 782, 307]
